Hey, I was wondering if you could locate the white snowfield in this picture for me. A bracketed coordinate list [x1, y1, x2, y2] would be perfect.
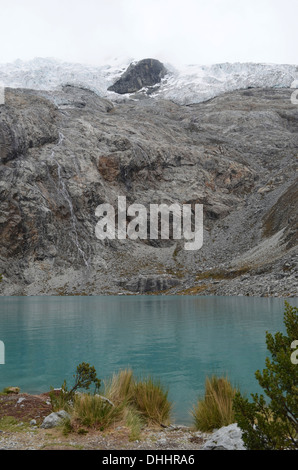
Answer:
[0, 57, 297, 106]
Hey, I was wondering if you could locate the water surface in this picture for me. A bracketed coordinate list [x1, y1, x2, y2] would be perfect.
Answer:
[0, 295, 296, 424]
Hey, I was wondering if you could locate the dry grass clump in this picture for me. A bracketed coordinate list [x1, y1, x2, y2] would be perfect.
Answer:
[65, 369, 172, 440]
[192, 375, 238, 432]
[104, 369, 172, 426]
[71, 393, 124, 431]
[133, 377, 172, 426]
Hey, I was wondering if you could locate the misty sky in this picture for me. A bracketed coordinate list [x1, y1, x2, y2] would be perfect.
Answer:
[0, 0, 297, 66]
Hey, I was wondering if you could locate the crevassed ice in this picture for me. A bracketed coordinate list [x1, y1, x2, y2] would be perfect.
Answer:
[0, 58, 297, 105]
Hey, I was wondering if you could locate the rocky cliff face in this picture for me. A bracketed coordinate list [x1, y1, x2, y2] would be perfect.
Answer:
[0, 82, 297, 296]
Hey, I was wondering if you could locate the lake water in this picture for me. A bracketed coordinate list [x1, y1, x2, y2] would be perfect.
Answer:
[0, 295, 297, 424]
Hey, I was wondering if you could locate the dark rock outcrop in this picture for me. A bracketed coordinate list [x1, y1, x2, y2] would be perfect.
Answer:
[120, 276, 180, 293]
[108, 58, 168, 94]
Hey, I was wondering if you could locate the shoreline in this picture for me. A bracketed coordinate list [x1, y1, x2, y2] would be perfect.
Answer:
[0, 391, 244, 451]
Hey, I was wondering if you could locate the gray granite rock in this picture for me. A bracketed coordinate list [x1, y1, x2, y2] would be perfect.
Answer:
[202, 423, 246, 450]
[40, 410, 70, 429]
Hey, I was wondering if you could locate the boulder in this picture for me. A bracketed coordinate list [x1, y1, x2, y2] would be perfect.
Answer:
[40, 410, 70, 429]
[4, 387, 20, 394]
[202, 423, 246, 450]
[108, 58, 167, 94]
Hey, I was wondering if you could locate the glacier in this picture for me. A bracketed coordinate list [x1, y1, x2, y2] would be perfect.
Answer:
[0, 57, 297, 105]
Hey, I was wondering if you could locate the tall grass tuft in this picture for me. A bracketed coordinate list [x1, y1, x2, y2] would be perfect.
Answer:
[192, 375, 238, 432]
[124, 406, 144, 441]
[104, 369, 134, 405]
[103, 369, 172, 426]
[72, 393, 124, 430]
[133, 377, 172, 426]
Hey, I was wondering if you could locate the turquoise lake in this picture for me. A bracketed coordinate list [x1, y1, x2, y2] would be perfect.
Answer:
[0, 295, 297, 424]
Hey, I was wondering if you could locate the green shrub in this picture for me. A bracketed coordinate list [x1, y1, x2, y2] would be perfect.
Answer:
[65, 362, 101, 399]
[233, 301, 298, 450]
[50, 362, 101, 411]
[192, 375, 238, 432]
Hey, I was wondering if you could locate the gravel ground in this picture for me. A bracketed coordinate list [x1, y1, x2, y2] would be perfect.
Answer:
[0, 392, 209, 450]
[0, 425, 210, 451]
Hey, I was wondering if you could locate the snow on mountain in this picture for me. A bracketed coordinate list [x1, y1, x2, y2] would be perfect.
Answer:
[0, 57, 297, 105]
[0, 57, 131, 96]
[157, 62, 298, 105]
